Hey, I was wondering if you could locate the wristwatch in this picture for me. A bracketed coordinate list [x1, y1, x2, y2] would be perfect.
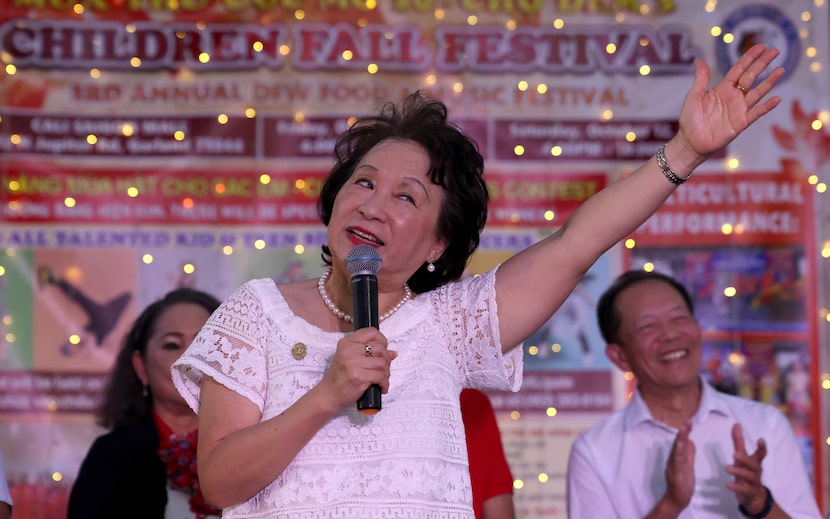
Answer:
[738, 486, 774, 519]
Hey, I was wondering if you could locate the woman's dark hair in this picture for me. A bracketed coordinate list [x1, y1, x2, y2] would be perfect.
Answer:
[96, 288, 221, 429]
[317, 91, 489, 293]
[596, 270, 694, 345]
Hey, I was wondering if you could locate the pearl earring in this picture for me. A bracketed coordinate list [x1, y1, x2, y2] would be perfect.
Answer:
[427, 260, 436, 273]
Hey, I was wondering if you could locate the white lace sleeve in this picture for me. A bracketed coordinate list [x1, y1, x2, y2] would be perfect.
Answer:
[172, 280, 270, 413]
[433, 267, 523, 392]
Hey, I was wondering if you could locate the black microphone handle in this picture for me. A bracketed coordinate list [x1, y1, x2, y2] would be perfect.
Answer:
[352, 274, 381, 414]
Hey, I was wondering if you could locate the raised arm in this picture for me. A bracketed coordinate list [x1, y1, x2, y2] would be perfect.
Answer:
[495, 44, 783, 351]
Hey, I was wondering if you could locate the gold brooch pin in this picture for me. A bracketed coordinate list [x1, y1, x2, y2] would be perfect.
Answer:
[291, 342, 307, 360]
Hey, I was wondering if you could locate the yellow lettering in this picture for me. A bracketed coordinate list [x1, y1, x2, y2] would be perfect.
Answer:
[179, 0, 210, 9]
[297, 177, 322, 199]
[256, 180, 290, 198]
[318, 0, 369, 9]
[557, 0, 583, 13]
[656, 0, 675, 13]
[6, 174, 63, 196]
[65, 177, 114, 196]
[13, 0, 48, 8]
[161, 177, 211, 197]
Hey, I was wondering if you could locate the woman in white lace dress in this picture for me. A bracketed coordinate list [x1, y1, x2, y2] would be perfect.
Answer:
[172, 45, 783, 518]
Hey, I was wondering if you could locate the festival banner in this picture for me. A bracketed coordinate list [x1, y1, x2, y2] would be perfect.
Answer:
[1, 0, 828, 516]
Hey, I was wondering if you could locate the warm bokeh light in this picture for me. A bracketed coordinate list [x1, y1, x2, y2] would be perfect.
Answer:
[0, 7, 829, 509]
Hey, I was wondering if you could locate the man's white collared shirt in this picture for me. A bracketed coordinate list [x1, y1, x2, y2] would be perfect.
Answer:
[567, 380, 821, 518]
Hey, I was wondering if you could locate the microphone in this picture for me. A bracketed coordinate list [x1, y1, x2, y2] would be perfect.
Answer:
[345, 244, 382, 414]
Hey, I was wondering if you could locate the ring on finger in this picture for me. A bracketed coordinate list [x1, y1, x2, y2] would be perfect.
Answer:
[736, 83, 748, 94]
[364, 343, 372, 356]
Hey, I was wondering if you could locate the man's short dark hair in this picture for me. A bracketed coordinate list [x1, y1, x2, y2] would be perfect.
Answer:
[596, 270, 694, 344]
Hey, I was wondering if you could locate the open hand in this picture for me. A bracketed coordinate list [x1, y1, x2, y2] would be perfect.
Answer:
[677, 43, 785, 158]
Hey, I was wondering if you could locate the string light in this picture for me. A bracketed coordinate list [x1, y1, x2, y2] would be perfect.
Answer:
[2, 2, 829, 513]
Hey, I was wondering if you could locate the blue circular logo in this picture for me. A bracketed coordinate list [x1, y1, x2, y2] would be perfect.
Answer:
[715, 4, 800, 86]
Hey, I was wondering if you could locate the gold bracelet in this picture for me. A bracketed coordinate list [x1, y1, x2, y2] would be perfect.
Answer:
[656, 144, 692, 185]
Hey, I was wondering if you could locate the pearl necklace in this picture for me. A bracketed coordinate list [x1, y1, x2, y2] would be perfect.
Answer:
[318, 268, 411, 323]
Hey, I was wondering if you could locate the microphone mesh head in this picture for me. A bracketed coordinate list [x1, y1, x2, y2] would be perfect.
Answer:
[345, 245, 382, 276]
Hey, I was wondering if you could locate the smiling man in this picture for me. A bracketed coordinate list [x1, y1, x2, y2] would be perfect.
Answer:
[566, 270, 821, 519]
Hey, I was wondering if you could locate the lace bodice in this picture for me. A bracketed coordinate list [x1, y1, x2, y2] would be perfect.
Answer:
[172, 268, 523, 518]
